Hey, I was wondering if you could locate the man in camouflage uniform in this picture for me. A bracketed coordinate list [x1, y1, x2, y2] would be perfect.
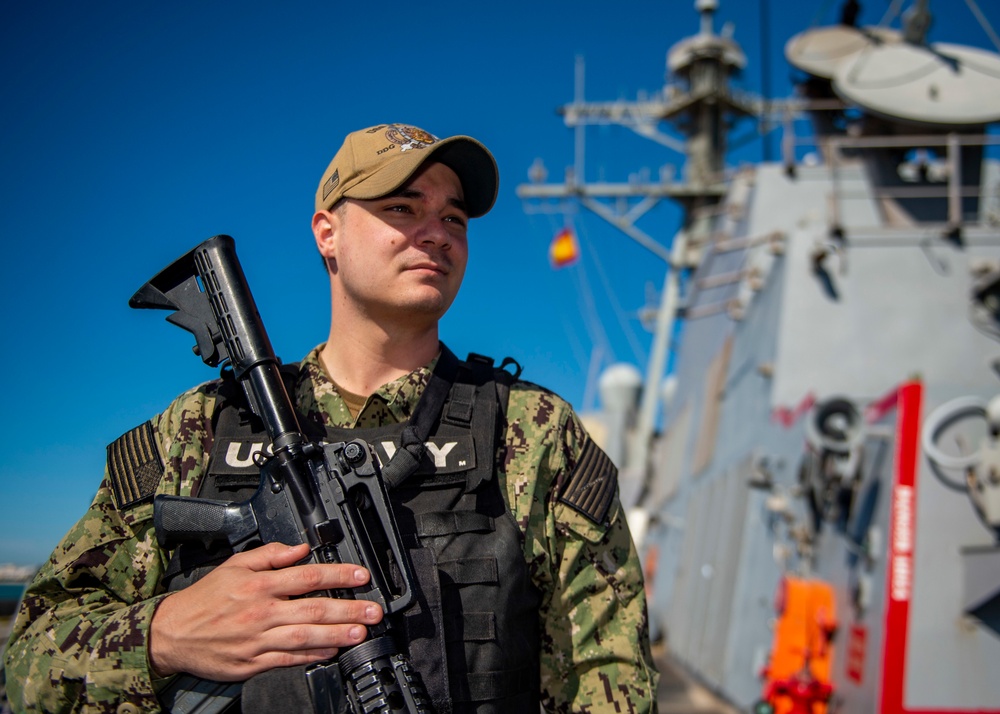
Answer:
[3, 124, 658, 713]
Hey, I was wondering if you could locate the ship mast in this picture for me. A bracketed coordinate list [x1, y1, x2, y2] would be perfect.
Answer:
[517, 0, 757, 501]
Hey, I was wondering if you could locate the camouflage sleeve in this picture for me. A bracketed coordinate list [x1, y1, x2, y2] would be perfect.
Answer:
[2, 384, 217, 714]
[504, 384, 659, 714]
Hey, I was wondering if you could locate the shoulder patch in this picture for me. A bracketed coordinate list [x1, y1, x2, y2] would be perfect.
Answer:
[106, 420, 164, 510]
[558, 437, 618, 525]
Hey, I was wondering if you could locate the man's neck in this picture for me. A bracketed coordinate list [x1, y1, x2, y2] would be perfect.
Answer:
[318, 322, 440, 397]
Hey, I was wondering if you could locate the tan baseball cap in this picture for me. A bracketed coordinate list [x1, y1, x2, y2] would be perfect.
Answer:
[315, 123, 499, 218]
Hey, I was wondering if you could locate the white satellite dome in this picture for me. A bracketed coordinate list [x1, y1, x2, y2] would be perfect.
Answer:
[785, 25, 900, 80]
[832, 41, 1000, 126]
[598, 363, 643, 413]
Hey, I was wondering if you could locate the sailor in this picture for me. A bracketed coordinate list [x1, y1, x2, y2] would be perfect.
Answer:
[3, 123, 658, 713]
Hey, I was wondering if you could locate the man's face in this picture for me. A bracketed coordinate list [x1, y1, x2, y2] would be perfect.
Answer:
[320, 162, 469, 327]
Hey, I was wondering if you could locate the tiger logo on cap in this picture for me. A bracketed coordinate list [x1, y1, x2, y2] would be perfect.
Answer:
[386, 125, 438, 152]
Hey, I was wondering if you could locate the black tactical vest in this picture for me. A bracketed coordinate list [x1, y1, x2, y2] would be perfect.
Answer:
[163, 350, 542, 714]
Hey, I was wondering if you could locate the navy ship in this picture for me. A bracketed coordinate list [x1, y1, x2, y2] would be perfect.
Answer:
[519, 1, 1000, 711]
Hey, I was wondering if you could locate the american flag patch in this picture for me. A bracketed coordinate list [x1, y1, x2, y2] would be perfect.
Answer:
[106, 420, 164, 510]
[559, 437, 618, 525]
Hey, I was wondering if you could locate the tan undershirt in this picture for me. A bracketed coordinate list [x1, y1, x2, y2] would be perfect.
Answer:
[331, 380, 369, 418]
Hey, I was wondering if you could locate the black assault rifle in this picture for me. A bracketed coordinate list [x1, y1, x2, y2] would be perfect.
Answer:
[130, 235, 433, 714]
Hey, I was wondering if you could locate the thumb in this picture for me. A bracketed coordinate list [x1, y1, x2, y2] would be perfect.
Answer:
[230, 542, 311, 572]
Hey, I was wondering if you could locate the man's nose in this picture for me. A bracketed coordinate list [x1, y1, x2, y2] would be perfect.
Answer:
[415, 217, 453, 248]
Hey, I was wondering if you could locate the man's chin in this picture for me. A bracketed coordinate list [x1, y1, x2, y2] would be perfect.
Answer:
[379, 293, 455, 324]
[412, 284, 458, 311]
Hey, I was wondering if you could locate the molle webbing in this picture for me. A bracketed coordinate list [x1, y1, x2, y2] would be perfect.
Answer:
[437, 557, 497, 586]
[417, 512, 493, 537]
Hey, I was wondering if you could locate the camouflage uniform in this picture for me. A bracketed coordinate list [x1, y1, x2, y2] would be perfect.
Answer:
[4, 346, 658, 713]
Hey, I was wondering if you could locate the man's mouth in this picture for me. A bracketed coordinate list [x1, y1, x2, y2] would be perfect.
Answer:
[407, 261, 449, 275]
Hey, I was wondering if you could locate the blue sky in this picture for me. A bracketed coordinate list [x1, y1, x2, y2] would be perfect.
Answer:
[2, 0, 996, 565]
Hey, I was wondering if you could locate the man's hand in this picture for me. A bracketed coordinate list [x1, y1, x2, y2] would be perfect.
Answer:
[149, 542, 384, 681]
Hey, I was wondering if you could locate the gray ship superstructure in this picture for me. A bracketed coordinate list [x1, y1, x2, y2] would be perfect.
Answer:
[520, 1, 1000, 711]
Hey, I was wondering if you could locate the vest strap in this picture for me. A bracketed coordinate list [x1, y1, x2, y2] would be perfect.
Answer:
[416, 511, 493, 538]
[381, 346, 461, 489]
[442, 382, 475, 426]
[437, 557, 498, 585]
[452, 665, 535, 704]
[445, 612, 495, 643]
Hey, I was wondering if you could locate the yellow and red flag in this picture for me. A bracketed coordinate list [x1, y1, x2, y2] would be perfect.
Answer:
[549, 227, 580, 268]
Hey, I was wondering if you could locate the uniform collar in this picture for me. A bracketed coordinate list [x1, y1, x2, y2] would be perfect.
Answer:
[294, 345, 439, 429]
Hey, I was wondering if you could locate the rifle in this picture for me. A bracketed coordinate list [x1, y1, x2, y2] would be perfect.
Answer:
[130, 234, 434, 714]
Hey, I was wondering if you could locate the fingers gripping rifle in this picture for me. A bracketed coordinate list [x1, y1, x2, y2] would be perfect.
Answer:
[130, 235, 434, 714]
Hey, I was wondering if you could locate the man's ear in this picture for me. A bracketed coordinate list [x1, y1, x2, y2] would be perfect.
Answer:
[312, 209, 338, 261]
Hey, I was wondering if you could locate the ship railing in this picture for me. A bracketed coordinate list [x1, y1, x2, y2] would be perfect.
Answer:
[767, 100, 1000, 231]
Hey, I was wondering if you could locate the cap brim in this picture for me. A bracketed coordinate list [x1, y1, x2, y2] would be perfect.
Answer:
[426, 137, 499, 218]
[341, 135, 498, 218]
